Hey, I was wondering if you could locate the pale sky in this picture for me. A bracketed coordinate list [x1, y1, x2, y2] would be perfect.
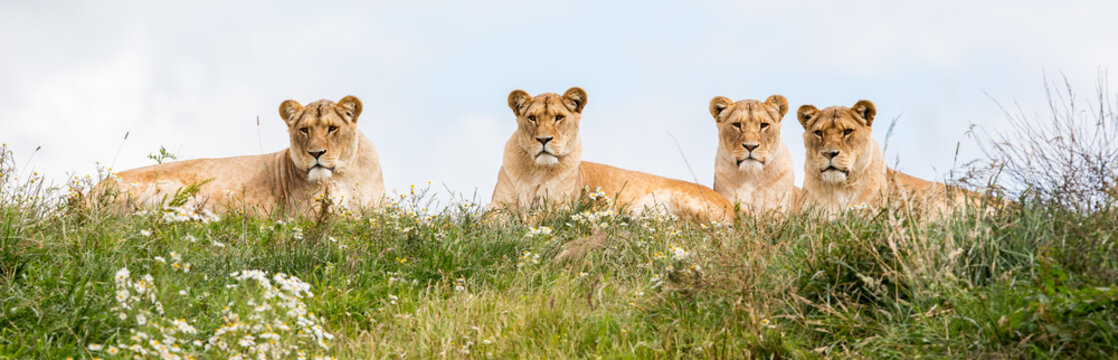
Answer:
[2, 1, 1117, 203]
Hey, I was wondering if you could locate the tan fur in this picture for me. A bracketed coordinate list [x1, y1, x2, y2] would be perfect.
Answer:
[92, 96, 385, 216]
[797, 100, 953, 213]
[490, 87, 735, 223]
[710, 95, 798, 213]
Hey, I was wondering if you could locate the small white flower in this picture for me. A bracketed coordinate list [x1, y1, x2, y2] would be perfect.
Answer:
[139, 230, 152, 237]
[525, 226, 552, 238]
[114, 268, 130, 283]
[153, 256, 166, 264]
[88, 343, 103, 351]
[670, 245, 689, 260]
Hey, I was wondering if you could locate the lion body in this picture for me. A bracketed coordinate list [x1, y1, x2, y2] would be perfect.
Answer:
[92, 97, 385, 216]
[797, 101, 966, 214]
[709, 96, 797, 213]
[490, 88, 734, 223]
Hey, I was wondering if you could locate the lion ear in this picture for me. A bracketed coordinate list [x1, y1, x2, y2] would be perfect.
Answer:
[709, 96, 733, 121]
[508, 90, 531, 117]
[852, 100, 876, 126]
[279, 100, 303, 126]
[338, 96, 363, 123]
[563, 87, 587, 114]
[797, 105, 819, 129]
[765, 95, 789, 120]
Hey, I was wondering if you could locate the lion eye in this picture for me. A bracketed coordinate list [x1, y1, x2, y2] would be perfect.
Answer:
[843, 129, 853, 136]
[760, 123, 769, 129]
[527, 115, 537, 122]
[731, 122, 741, 130]
[813, 130, 823, 137]
[299, 128, 309, 135]
[555, 114, 565, 122]
[328, 126, 338, 133]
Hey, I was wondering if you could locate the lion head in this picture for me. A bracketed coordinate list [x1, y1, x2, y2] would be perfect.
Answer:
[278, 96, 363, 183]
[797, 100, 877, 184]
[506, 87, 587, 166]
[709, 95, 789, 174]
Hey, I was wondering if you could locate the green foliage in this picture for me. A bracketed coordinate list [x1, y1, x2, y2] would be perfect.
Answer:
[164, 178, 213, 208]
[0, 186, 1115, 358]
[146, 146, 178, 164]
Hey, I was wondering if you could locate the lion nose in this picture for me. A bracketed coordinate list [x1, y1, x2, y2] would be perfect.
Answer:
[822, 150, 840, 159]
[743, 143, 759, 152]
[308, 150, 326, 159]
[536, 136, 553, 145]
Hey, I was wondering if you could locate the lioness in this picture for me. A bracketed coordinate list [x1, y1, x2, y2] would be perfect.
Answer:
[490, 87, 735, 223]
[798, 100, 955, 213]
[92, 96, 385, 216]
[709, 95, 797, 213]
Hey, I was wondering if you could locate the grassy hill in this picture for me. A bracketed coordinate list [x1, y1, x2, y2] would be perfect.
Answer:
[1, 177, 1116, 358]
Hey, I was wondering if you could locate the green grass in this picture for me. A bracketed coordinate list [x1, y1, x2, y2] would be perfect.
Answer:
[1, 178, 1116, 359]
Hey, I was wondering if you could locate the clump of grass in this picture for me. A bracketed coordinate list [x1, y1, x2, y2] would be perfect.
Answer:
[968, 73, 1118, 213]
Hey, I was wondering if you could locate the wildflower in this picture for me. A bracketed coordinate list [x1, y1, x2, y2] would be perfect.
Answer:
[587, 186, 608, 200]
[140, 229, 153, 237]
[212, 240, 226, 248]
[388, 295, 398, 304]
[106, 346, 119, 355]
[115, 268, 131, 283]
[846, 202, 869, 210]
[525, 226, 552, 238]
[88, 343, 103, 351]
[578, 272, 589, 278]
[634, 289, 644, 296]
[670, 245, 689, 260]
[154, 256, 166, 264]
[292, 227, 304, 240]
[517, 251, 540, 267]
